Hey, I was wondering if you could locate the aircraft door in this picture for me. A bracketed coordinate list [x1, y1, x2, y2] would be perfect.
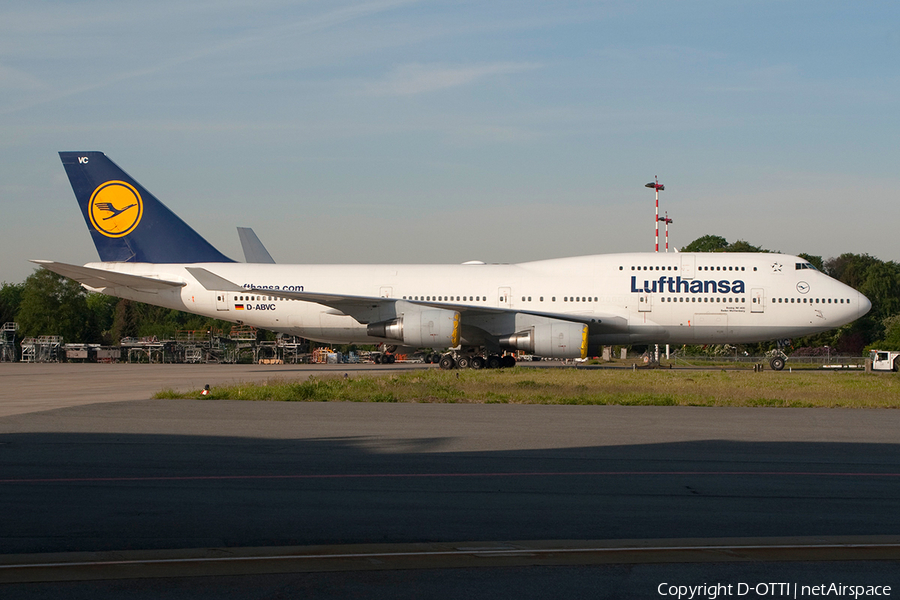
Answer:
[498, 287, 512, 309]
[680, 255, 695, 279]
[751, 288, 765, 313]
[638, 293, 652, 312]
[215, 292, 229, 312]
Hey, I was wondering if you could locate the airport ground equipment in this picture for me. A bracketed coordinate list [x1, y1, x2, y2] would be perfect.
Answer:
[870, 350, 900, 372]
[63, 343, 121, 362]
[20, 336, 63, 363]
[1, 322, 17, 362]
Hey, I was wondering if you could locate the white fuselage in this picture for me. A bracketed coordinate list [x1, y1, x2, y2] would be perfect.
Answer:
[83, 252, 870, 350]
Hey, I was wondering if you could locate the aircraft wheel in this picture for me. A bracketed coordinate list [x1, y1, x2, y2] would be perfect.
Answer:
[423, 354, 432, 364]
[501, 355, 516, 368]
[471, 356, 485, 370]
[385, 354, 395, 364]
[373, 355, 382, 364]
[769, 357, 785, 371]
[486, 355, 502, 369]
[439, 355, 456, 370]
[456, 356, 471, 369]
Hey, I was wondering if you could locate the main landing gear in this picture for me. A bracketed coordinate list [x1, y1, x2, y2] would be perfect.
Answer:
[433, 352, 517, 370]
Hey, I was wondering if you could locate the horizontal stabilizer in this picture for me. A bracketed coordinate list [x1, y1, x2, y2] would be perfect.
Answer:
[185, 267, 245, 292]
[32, 260, 185, 290]
[186, 267, 380, 305]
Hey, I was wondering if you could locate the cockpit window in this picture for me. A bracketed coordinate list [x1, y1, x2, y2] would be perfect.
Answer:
[795, 262, 818, 271]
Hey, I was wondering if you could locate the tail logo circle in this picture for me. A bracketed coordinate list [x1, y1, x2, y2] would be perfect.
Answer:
[88, 181, 143, 238]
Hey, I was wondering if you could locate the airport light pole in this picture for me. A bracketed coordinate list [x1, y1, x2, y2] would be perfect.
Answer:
[659, 212, 673, 252]
[645, 177, 666, 364]
[645, 177, 665, 252]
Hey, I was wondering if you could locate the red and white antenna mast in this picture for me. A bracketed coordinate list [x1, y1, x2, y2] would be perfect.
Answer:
[645, 176, 665, 252]
[659, 212, 673, 252]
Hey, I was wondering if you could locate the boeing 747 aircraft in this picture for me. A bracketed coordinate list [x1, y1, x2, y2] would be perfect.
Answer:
[36, 152, 871, 370]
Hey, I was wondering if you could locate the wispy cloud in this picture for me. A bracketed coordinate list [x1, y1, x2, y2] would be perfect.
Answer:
[0, 0, 418, 116]
[0, 62, 47, 92]
[366, 62, 541, 96]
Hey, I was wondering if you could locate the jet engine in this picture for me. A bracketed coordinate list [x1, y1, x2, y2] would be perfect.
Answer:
[499, 322, 588, 359]
[367, 308, 460, 348]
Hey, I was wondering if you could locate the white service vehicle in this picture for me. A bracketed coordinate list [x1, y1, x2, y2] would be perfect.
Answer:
[870, 350, 900, 372]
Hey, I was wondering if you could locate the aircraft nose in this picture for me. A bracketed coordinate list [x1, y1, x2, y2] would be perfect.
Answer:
[858, 292, 872, 318]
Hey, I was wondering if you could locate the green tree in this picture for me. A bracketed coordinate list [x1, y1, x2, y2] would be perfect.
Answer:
[86, 292, 120, 345]
[824, 253, 881, 289]
[798, 253, 824, 271]
[681, 235, 728, 252]
[726, 239, 767, 253]
[870, 315, 900, 350]
[0, 281, 24, 325]
[858, 261, 900, 322]
[16, 269, 98, 342]
[681, 235, 769, 253]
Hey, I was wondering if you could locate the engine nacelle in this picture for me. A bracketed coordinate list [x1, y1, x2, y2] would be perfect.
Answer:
[500, 322, 588, 359]
[367, 308, 460, 348]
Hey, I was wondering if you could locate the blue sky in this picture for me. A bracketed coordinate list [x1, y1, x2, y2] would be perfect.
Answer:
[2, 1, 898, 283]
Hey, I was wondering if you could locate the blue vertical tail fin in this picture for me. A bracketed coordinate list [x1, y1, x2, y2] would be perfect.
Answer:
[59, 151, 233, 263]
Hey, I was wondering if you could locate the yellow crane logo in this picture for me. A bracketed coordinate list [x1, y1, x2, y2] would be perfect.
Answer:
[88, 181, 143, 238]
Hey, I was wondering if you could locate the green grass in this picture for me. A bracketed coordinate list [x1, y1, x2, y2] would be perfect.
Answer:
[155, 368, 900, 408]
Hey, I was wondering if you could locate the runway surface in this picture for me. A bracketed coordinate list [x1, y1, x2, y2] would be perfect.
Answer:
[1, 363, 899, 597]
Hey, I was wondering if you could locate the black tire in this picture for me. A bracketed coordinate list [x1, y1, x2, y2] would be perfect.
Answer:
[373, 354, 382, 364]
[501, 355, 516, 368]
[385, 354, 395, 364]
[423, 354, 432, 364]
[456, 356, 471, 369]
[471, 356, 485, 370]
[439, 355, 456, 370]
[893, 356, 899, 372]
[487, 355, 502, 369]
[769, 357, 785, 371]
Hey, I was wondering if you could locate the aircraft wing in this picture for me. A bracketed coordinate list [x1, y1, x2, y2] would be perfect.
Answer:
[186, 267, 625, 330]
[32, 260, 185, 290]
